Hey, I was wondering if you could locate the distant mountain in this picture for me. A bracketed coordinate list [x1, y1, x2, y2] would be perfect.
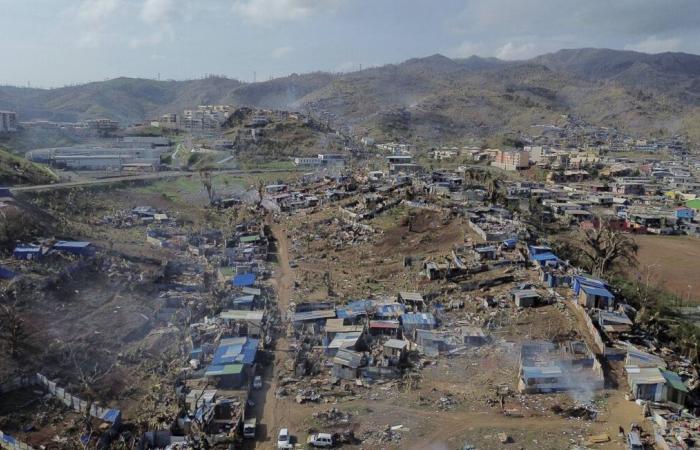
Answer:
[2, 48, 700, 144]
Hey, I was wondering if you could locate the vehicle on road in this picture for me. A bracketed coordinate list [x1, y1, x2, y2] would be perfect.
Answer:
[277, 428, 293, 449]
[253, 375, 263, 389]
[243, 418, 256, 439]
[307, 432, 334, 447]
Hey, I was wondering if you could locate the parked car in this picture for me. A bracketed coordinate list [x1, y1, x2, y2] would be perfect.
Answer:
[277, 428, 293, 449]
[307, 433, 334, 448]
[243, 418, 256, 439]
[253, 375, 263, 389]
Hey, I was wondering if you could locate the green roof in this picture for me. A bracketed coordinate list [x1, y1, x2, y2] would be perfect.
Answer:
[686, 199, 700, 210]
[661, 369, 688, 393]
[240, 235, 261, 243]
[205, 363, 244, 376]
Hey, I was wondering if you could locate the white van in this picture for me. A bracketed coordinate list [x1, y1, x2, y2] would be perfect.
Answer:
[243, 418, 256, 439]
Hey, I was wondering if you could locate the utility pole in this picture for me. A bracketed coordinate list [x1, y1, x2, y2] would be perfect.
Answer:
[253, 71, 256, 83]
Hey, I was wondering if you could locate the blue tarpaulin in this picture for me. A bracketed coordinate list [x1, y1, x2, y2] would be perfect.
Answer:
[531, 252, 558, 262]
[232, 273, 256, 287]
[502, 238, 517, 248]
[580, 284, 614, 298]
[212, 337, 259, 365]
[375, 303, 406, 318]
[336, 299, 375, 319]
[0, 266, 16, 279]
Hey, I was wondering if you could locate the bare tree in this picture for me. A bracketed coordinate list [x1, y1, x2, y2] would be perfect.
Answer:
[199, 169, 215, 205]
[0, 301, 26, 358]
[256, 179, 266, 207]
[577, 219, 638, 277]
[68, 345, 115, 437]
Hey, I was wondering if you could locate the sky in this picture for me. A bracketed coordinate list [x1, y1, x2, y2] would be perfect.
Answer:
[2, 0, 700, 87]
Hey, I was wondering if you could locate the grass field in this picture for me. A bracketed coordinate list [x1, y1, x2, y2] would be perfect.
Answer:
[631, 234, 700, 302]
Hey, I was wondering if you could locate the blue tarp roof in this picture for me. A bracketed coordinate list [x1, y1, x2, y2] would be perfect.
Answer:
[0, 266, 16, 279]
[14, 245, 41, 253]
[401, 312, 436, 326]
[232, 273, 257, 287]
[521, 366, 563, 379]
[1, 434, 18, 445]
[212, 337, 258, 365]
[531, 252, 559, 262]
[375, 303, 406, 318]
[580, 284, 614, 298]
[336, 299, 375, 319]
[528, 245, 552, 255]
[574, 275, 607, 287]
[101, 409, 121, 423]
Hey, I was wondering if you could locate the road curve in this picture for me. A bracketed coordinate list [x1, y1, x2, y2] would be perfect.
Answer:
[10, 168, 300, 193]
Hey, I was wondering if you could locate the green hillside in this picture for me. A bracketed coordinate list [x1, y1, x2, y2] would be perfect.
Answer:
[0, 146, 58, 186]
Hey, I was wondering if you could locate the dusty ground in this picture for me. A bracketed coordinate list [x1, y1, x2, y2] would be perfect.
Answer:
[246, 205, 641, 449]
[631, 234, 700, 302]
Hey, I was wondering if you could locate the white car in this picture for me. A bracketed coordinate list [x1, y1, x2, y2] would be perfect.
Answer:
[253, 375, 263, 389]
[307, 433, 334, 448]
[277, 428, 293, 449]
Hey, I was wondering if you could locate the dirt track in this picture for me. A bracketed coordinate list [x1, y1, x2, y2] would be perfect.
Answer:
[250, 221, 298, 449]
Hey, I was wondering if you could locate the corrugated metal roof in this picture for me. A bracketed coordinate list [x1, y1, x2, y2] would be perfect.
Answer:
[291, 309, 336, 322]
[401, 312, 436, 325]
[369, 320, 400, 329]
[333, 349, 363, 368]
[220, 310, 264, 321]
[399, 292, 424, 302]
[205, 363, 244, 376]
[522, 366, 564, 378]
[54, 240, 92, 248]
[661, 369, 688, 393]
[327, 332, 362, 349]
[384, 339, 408, 349]
[627, 367, 665, 385]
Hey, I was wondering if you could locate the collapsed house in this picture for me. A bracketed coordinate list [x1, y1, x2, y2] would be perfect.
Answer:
[518, 340, 604, 394]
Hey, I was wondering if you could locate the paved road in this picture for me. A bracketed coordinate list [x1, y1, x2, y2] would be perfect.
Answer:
[10, 168, 300, 193]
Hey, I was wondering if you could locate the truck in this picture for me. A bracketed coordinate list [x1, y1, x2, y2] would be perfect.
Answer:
[243, 418, 256, 439]
[277, 428, 293, 449]
[307, 432, 334, 448]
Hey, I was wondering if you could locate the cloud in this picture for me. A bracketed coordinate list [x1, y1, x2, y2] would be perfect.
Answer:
[625, 36, 682, 54]
[450, 41, 488, 58]
[271, 46, 293, 58]
[495, 42, 538, 60]
[75, 0, 122, 47]
[232, 0, 340, 24]
[140, 0, 178, 24]
[130, 0, 180, 47]
[77, 0, 121, 23]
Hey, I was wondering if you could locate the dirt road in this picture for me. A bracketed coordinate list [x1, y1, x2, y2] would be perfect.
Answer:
[249, 221, 297, 449]
[10, 168, 299, 193]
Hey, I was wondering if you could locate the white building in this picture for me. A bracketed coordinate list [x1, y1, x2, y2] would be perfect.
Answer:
[0, 111, 17, 133]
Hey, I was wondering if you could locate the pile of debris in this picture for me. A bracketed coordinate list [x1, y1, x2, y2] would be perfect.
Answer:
[313, 408, 352, 426]
[360, 424, 405, 445]
[551, 404, 598, 421]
